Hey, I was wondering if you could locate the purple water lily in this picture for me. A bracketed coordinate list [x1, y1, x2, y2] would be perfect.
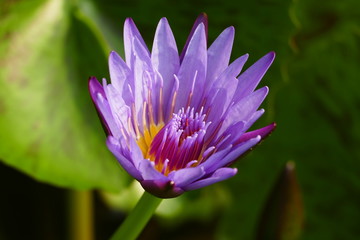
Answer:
[89, 14, 275, 198]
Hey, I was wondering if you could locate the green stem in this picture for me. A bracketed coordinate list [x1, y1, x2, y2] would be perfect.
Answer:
[68, 190, 94, 240]
[110, 191, 163, 240]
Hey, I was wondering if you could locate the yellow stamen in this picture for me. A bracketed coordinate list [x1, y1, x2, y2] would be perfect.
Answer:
[137, 122, 164, 157]
[137, 135, 148, 156]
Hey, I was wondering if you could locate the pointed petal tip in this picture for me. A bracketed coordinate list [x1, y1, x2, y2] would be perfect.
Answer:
[88, 76, 97, 84]
[180, 13, 208, 61]
[89, 75, 98, 81]
[197, 12, 208, 22]
[108, 51, 120, 62]
[88, 76, 103, 96]
[250, 51, 275, 70]
[212, 167, 238, 178]
[159, 17, 169, 23]
[195, 13, 208, 34]
[267, 51, 276, 61]
[124, 17, 137, 33]
[237, 53, 249, 62]
[124, 17, 134, 24]
[124, 18, 134, 29]
[263, 85, 269, 92]
[236, 123, 275, 145]
[268, 122, 277, 132]
[263, 86, 270, 96]
[229, 26, 235, 36]
[258, 108, 265, 114]
[156, 17, 172, 34]
[259, 122, 277, 139]
[88, 76, 97, 94]
[254, 85, 269, 99]
[109, 50, 117, 56]
[268, 121, 277, 129]
[224, 26, 235, 35]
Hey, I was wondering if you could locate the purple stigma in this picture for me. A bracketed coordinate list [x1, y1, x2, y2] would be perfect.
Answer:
[147, 108, 210, 175]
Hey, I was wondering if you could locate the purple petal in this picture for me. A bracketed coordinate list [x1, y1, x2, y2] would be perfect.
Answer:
[149, 71, 163, 124]
[164, 74, 179, 122]
[183, 168, 237, 191]
[211, 76, 238, 116]
[236, 122, 276, 145]
[151, 18, 180, 121]
[133, 37, 153, 69]
[129, 137, 146, 168]
[168, 166, 206, 188]
[219, 86, 268, 136]
[106, 136, 142, 180]
[138, 159, 169, 181]
[175, 23, 207, 112]
[123, 18, 150, 67]
[203, 54, 249, 115]
[88, 77, 119, 137]
[204, 88, 227, 123]
[210, 54, 249, 90]
[204, 136, 261, 173]
[102, 82, 130, 137]
[200, 145, 233, 172]
[235, 86, 269, 120]
[216, 121, 245, 150]
[206, 26, 235, 85]
[89, 76, 105, 97]
[223, 54, 249, 78]
[180, 13, 208, 62]
[242, 109, 265, 132]
[140, 180, 184, 198]
[108, 51, 133, 104]
[132, 37, 153, 125]
[233, 51, 275, 103]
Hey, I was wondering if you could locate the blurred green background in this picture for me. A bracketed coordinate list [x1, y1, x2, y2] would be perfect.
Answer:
[0, 0, 359, 239]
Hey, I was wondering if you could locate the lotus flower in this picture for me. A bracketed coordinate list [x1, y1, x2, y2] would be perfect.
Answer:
[89, 14, 275, 198]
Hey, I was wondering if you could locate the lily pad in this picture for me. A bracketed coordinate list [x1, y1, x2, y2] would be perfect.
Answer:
[0, 0, 129, 191]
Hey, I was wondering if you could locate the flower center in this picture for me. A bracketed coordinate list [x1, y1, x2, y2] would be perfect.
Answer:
[145, 108, 209, 175]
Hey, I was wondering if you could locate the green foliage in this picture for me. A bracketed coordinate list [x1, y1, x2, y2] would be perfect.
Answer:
[0, 0, 129, 191]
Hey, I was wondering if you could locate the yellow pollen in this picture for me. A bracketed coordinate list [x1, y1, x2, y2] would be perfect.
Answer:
[137, 122, 164, 156]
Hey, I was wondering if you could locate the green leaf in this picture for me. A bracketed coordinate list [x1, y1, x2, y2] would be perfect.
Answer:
[0, 0, 129, 191]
